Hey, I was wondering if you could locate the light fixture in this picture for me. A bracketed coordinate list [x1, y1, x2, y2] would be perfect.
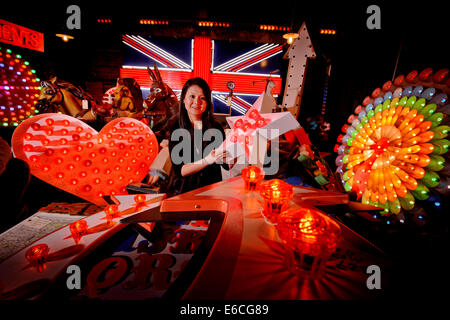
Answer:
[283, 1, 299, 45]
[198, 21, 230, 27]
[105, 204, 119, 224]
[25, 244, 50, 272]
[259, 25, 290, 31]
[320, 29, 337, 35]
[283, 32, 299, 45]
[241, 165, 265, 191]
[276, 207, 341, 279]
[139, 19, 169, 25]
[55, 33, 74, 42]
[70, 220, 88, 244]
[259, 179, 294, 224]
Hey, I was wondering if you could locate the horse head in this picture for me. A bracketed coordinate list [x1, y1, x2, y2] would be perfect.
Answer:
[35, 77, 97, 121]
[113, 78, 144, 116]
[36, 77, 63, 113]
[144, 63, 179, 139]
[144, 63, 173, 110]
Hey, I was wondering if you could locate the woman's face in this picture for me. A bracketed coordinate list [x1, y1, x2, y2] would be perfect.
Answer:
[183, 85, 207, 121]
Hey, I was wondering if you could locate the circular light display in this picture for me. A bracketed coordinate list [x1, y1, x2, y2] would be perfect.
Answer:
[336, 68, 449, 215]
[0, 47, 40, 127]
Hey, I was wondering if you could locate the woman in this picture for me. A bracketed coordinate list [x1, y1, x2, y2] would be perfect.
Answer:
[168, 77, 232, 195]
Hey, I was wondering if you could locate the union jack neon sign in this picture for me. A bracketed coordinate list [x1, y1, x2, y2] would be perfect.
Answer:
[120, 35, 284, 115]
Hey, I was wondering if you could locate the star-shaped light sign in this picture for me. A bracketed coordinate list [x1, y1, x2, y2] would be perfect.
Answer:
[219, 94, 300, 163]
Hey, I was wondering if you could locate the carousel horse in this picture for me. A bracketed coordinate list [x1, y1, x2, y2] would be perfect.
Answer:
[144, 63, 179, 140]
[112, 78, 144, 118]
[36, 77, 99, 122]
[139, 64, 179, 192]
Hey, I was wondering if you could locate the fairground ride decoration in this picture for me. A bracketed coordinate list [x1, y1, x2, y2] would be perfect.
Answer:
[0, 47, 40, 127]
[335, 68, 449, 216]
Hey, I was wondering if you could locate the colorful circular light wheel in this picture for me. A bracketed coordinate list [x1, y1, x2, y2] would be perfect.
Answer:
[336, 68, 449, 215]
[0, 47, 40, 127]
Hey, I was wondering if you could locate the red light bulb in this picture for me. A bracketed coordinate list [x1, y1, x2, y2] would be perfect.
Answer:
[70, 219, 88, 243]
[276, 207, 341, 279]
[241, 165, 265, 191]
[134, 194, 146, 206]
[105, 204, 119, 223]
[25, 244, 50, 272]
[234, 119, 243, 129]
[259, 179, 294, 224]
[248, 109, 260, 120]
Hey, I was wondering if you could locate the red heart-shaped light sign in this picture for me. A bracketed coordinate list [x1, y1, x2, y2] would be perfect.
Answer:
[12, 114, 158, 205]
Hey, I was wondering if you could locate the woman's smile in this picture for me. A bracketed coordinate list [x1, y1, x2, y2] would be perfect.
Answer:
[184, 84, 207, 121]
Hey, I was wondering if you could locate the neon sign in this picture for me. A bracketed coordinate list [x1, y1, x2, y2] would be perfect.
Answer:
[0, 19, 44, 52]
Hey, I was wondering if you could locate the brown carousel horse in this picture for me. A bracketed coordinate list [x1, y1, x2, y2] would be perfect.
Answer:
[139, 64, 180, 192]
[36, 77, 100, 121]
[143, 63, 179, 140]
[112, 78, 144, 118]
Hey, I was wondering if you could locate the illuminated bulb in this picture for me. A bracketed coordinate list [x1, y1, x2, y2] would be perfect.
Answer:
[104, 204, 118, 223]
[259, 179, 294, 224]
[25, 244, 50, 272]
[134, 194, 146, 206]
[283, 32, 299, 44]
[70, 220, 88, 244]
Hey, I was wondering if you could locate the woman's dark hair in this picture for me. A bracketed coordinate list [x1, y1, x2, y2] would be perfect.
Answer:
[178, 77, 215, 131]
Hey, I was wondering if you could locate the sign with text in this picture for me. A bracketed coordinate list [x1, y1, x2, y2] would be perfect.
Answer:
[0, 19, 44, 52]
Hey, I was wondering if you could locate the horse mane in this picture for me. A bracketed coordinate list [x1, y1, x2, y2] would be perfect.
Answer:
[53, 79, 95, 102]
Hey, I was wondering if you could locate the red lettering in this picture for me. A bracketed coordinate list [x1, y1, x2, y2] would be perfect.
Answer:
[169, 229, 206, 254]
[137, 225, 177, 254]
[12, 27, 28, 46]
[0, 19, 44, 52]
[124, 254, 175, 290]
[2, 24, 11, 40]
[29, 33, 39, 48]
[86, 256, 129, 298]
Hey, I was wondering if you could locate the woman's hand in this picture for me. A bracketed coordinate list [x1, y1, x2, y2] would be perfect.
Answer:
[204, 149, 229, 165]
[146, 174, 160, 185]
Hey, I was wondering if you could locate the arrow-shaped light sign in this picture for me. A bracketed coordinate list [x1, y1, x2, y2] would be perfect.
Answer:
[281, 22, 316, 119]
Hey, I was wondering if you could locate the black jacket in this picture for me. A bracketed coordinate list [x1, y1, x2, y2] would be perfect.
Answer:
[168, 121, 228, 195]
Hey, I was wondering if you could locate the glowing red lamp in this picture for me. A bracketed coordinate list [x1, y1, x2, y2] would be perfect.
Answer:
[276, 208, 341, 279]
[134, 194, 146, 206]
[241, 165, 265, 191]
[25, 244, 50, 272]
[259, 179, 294, 224]
[69, 220, 88, 243]
[104, 204, 119, 223]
